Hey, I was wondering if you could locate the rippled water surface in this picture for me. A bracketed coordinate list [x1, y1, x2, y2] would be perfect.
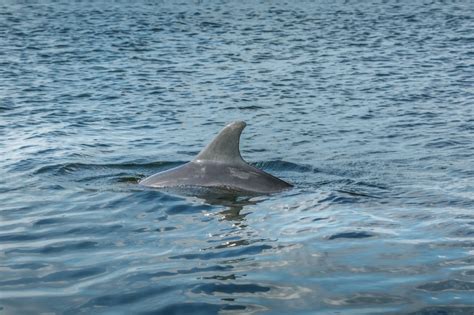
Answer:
[1, 1, 473, 314]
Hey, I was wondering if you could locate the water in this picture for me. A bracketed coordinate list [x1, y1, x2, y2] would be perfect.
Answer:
[1, 0, 473, 314]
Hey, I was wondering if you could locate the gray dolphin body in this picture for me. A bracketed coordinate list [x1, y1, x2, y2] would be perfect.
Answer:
[139, 121, 292, 194]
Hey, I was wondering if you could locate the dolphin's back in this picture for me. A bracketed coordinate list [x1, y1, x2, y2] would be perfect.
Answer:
[139, 161, 291, 194]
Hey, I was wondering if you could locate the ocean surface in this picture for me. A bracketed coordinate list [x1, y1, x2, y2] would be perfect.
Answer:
[1, 1, 473, 314]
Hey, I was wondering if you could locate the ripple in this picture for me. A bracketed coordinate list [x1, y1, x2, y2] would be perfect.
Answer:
[83, 285, 177, 307]
[409, 306, 474, 315]
[1, 1, 473, 314]
[170, 244, 273, 260]
[417, 279, 474, 292]
[6, 240, 99, 255]
[139, 302, 246, 315]
[191, 283, 270, 295]
[325, 293, 405, 306]
[327, 231, 375, 240]
[0, 266, 106, 287]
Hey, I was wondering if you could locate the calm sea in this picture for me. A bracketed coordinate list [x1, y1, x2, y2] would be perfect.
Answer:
[1, 1, 473, 314]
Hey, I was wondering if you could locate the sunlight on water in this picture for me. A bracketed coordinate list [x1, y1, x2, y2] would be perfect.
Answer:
[1, 0, 473, 314]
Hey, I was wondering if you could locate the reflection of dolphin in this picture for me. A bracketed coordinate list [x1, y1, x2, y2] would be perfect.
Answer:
[139, 121, 292, 194]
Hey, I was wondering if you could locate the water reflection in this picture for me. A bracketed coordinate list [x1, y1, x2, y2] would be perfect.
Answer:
[3, 0, 472, 312]
[201, 193, 262, 223]
[153, 189, 282, 311]
[155, 185, 265, 223]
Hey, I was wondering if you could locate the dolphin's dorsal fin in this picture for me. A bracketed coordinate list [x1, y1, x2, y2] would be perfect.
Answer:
[194, 121, 247, 164]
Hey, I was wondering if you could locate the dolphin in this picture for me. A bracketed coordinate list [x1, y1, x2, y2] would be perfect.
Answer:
[139, 121, 293, 194]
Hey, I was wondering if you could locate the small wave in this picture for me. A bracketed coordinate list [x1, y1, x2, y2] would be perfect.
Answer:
[336, 189, 380, 198]
[409, 306, 474, 315]
[82, 285, 177, 307]
[325, 293, 404, 306]
[417, 279, 474, 292]
[140, 302, 246, 315]
[165, 203, 213, 215]
[126, 265, 233, 283]
[170, 244, 273, 260]
[328, 231, 375, 240]
[192, 283, 270, 295]
[33, 161, 186, 192]
[6, 240, 99, 255]
[424, 139, 463, 149]
[0, 266, 106, 287]
[318, 191, 378, 205]
[34, 161, 182, 176]
[252, 160, 313, 173]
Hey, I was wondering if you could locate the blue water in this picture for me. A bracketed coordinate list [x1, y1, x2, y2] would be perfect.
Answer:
[1, 1, 473, 314]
